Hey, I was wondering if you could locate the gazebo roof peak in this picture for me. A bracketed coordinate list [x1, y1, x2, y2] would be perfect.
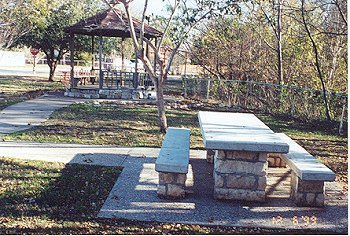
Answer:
[66, 7, 163, 39]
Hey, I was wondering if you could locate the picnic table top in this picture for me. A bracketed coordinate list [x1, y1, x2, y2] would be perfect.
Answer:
[198, 111, 289, 153]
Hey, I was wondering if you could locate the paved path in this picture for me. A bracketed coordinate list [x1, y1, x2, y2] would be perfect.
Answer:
[0, 92, 77, 135]
[0, 140, 161, 165]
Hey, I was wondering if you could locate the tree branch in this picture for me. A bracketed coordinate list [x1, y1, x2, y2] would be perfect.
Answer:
[139, 0, 148, 49]
[333, 0, 347, 26]
[157, 0, 180, 51]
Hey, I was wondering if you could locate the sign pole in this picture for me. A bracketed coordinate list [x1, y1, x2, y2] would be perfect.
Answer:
[30, 48, 39, 74]
[33, 55, 36, 73]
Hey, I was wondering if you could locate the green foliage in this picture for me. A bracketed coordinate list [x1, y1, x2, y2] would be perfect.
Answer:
[184, 77, 347, 123]
[14, 0, 103, 80]
[0, 0, 49, 48]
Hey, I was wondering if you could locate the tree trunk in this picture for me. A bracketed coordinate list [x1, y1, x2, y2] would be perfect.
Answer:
[155, 75, 168, 133]
[277, 0, 283, 85]
[48, 59, 58, 82]
[301, 0, 331, 121]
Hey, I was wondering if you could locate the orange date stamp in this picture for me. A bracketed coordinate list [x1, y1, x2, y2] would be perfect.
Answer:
[272, 215, 318, 226]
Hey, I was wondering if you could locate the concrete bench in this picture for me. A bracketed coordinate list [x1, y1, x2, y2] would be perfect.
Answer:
[276, 133, 336, 207]
[155, 127, 190, 199]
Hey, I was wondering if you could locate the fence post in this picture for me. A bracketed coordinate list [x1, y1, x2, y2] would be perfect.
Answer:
[339, 96, 347, 135]
[206, 79, 211, 101]
[183, 76, 188, 98]
[291, 88, 295, 115]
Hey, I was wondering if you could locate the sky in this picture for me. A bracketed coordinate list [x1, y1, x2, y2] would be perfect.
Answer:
[130, 0, 168, 16]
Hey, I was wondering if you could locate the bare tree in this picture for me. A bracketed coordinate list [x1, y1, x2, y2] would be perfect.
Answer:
[250, 0, 285, 85]
[105, 0, 241, 132]
[301, 0, 331, 120]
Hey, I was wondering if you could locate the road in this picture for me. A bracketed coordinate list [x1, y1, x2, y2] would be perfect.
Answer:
[0, 64, 70, 78]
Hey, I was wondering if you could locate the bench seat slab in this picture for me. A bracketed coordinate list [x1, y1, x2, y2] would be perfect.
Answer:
[276, 133, 335, 181]
[161, 127, 190, 149]
[155, 148, 189, 174]
[275, 133, 336, 207]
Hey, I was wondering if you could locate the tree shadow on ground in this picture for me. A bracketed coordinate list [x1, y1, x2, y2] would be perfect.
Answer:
[0, 160, 121, 225]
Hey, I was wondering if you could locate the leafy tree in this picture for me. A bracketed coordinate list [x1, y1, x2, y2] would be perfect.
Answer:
[16, 0, 102, 81]
[191, 17, 259, 81]
[0, 0, 48, 49]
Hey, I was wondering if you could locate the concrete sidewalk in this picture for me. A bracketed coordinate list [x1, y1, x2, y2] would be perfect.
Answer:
[0, 140, 161, 166]
[0, 92, 77, 135]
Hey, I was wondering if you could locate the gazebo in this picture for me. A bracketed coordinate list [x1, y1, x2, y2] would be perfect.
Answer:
[65, 7, 162, 99]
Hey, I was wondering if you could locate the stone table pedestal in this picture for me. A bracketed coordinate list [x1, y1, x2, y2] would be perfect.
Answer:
[213, 150, 268, 202]
[198, 111, 290, 203]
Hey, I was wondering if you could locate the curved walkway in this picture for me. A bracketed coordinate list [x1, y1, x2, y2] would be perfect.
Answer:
[0, 92, 78, 135]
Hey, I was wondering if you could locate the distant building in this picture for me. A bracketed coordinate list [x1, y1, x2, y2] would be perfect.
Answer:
[0, 51, 25, 66]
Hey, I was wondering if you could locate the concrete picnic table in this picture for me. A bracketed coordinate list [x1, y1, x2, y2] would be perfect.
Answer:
[198, 111, 289, 202]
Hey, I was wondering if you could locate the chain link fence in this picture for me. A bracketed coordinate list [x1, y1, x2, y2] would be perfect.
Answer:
[180, 77, 347, 133]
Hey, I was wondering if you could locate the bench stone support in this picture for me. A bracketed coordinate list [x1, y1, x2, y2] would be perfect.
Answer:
[155, 127, 190, 199]
[213, 150, 268, 202]
[290, 172, 325, 207]
[267, 153, 286, 167]
[157, 172, 187, 199]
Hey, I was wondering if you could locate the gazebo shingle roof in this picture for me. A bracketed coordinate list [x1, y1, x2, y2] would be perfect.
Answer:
[66, 7, 162, 39]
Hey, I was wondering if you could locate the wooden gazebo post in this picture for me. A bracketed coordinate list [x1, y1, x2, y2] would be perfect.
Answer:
[91, 36, 95, 70]
[98, 34, 103, 90]
[121, 37, 125, 86]
[69, 33, 75, 88]
[133, 53, 138, 90]
[154, 37, 158, 73]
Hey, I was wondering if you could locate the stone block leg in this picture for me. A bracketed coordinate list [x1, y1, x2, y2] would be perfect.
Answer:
[213, 150, 268, 202]
[157, 172, 187, 199]
[290, 172, 325, 207]
[206, 149, 215, 163]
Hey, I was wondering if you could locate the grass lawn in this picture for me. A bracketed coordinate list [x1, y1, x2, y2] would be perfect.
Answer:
[4, 101, 348, 188]
[0, 76, 64, 110]
[0, 157, 340, 235]
[5, 102, 203, 148]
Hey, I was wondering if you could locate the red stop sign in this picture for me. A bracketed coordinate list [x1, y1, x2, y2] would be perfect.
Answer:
[30, 48, 39, 55]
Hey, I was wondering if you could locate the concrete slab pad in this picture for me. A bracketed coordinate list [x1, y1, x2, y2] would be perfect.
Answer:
[0, 93, 77, 135]
[99, 155, 348, 233]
